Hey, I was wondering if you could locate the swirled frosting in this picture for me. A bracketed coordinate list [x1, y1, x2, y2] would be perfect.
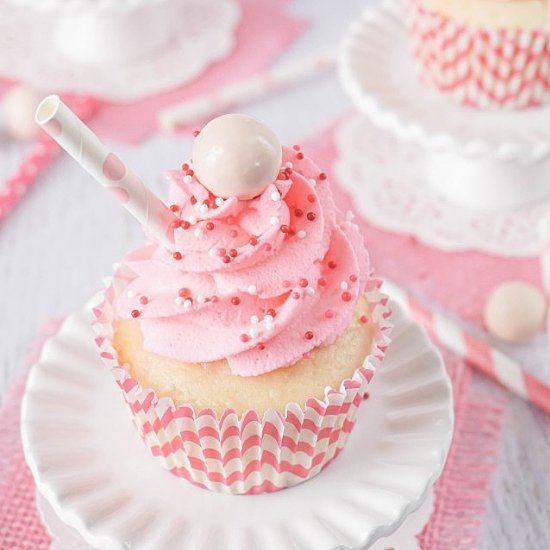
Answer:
[115, 147, 371, 376]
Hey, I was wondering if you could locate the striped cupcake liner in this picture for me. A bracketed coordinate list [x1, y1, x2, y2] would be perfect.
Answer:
[91, 268, 392, 495]
[407, 0, 550, 109]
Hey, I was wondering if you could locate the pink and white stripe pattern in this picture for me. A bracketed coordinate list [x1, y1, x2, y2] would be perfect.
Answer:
[407, 0, 550, 109]
[384, 279, 550, 415]
[92, 270, 392, 495]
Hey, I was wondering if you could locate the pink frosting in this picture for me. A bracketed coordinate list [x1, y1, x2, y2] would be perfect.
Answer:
[115, 147, 371, 376]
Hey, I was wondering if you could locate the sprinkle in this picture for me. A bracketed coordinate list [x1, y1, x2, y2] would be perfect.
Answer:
[360, 315, 369, 324]
[169, 204, 180, 212]
[173, 251, 183, 260]
[280, 224, 290, 234]
[190, 196, 197, 205]
[293, 144, 300, 151]
[270, 216, 279, 226]
[139, 296, 148, 305]
[328, 261, 337, 269]
[215, 197, 224, 207]
[349, 274, 358, 282]
[231, 297, 241, 305]
[199, 203, 209, 214]
[341, 291, 352, 302]
[189, 216, 197, 225]
[175, 296, 183, 305]
[292, 291, 301, 300]
[265, 323, 275, 332]
[193, 203, 201, 212]
[271, 191, 281, 201]
[266, 308, 276, 317]
[262, 243, 272, 252]
[264, 314, 274, 323]
[183, 299, 192, 311]
[249, 328, 258, 339]
[209, 248, 217, 258]
[304, 331, 314, 340]
[197, 295, 205, 304]
[217, 247, 227, 257]
[178, 288, 189, 297]
[240, 334, 250, 343]
[180, 220, 191, 230]
[307, 212, 316, 221]
[229, 248, 238, 258]
[250, 315, 259, 324]
[257, 343, 266, 351]
[299, 278, 308, 288]
[318, 278, 327, 287]
[296, 152, 304, 160]
[222, 255, 231, 264]
[297, 230, 306, 239]
[249, 236, 258, 246]
[211, 296, 219, 303]
[127, 290, 135, 299]
[307, 194, 315, 203]
[193, 130, 200, 137]
[306, 287, 315, 296]
[294, 208, 303, 217]
[183, 175, 192, 184]
[181, 163, 189, 171]
[171, 220, 181, 229]
[325, 309, 334, 319]
[308, 178, 317, 187]
[131, 309, 140, 318]
[226, 215, 235, 225]
[319, 172, 327, 181]
[193, 227, 202, 238]
[285, 162, 293, 169]
[248, 285, 257, 295]
[303, 351, 311, 359]
[340, 281, 349, 291]
[230, 229, 238, 238]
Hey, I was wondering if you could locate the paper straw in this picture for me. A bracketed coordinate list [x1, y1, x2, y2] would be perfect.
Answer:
[383, 278, 550, 415]
[158, 51, 335, 132]
[35, 95, 176, 248]
[539, 217, 550, 294]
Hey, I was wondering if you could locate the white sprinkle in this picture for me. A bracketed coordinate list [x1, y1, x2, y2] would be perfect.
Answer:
[306, 287, 315, 296]
[270, 216, 279, 226]
[340, 281, 349, 291]
[183, 299, 192, 311]
[308, 178, 317, 187]
[271, 191, 281, 202]
[193, 203, 201, 212]
[285, 162, 293, 169]
[250, 315, 259, 324]
[189, 215, 197, 225]
[183, 175, 192, 184]
[194, 227, 202, 238]
[249, 328, 258, 339]
[265, 323, 275, 332]
[175, 296, 183, 305]
[297, 230, 306, 239]
[215, 197, 224, 207]
[264, 314, 274, 323]
[197, 295, 205, 304]
[199, 203, 209, 214]
[127, 290, 135, 299]
[248, 285, 257, 295]
[209, 248, 217, 258]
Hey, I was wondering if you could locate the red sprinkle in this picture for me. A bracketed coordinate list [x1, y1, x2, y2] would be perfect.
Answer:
[324, 309, 334, 319]
[307, 194, 316, 203]
[131, 309, 140, 318]
[349, 274, 358, 282]
[169, 204, 180, 212]
[341, 291, 352, 302]
[304, 331, 314, 340]
[187, 169, 194, 177]
[181, 163, 189, 171]
[206, 222, 215, 231]
[229, 248, 238, 258]
[292, 144, 300, 151]
[240, 334, 250, 343]
[193, 130, 200, 137]
[280, 224, 290, 234]
[249, 236, 258, 246]
[319, 172, 327, 181]
[231, 297, 241, 306]
[284, 167, 292, 176]
[307, 212, 316, 221]
[178, 288, 190, 297]
[139, 296, 148, 305]
[257, 342, 266, 351]
[266, 308, 276, 317]
[359, 315, 369, 324]
[222, 255, 231, 264]
[294, 208, 303, 218]
[299, 278, 308, 288]
[328, 261, 337, 269]
[181, 220, 190, 230]
[296, 152, 304, 160]
[318, 277, 327, 287]
[292, 291, 301, 300]
[190, 196, 197, 205]
[173, 252, 183, 261]
[170, 220, 181, 229]
[210, 296, 219, 303]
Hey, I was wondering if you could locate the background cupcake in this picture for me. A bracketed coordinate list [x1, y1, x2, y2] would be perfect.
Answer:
[93, 115, 392, 495]
[407, 0, 550, 109]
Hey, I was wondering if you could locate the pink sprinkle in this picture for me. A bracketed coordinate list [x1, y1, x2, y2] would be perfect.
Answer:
[139, 296, 148, 305]
[230, 229, 238, 238]
[292, 292, 301, 300]
[359, 315, 368, 324]
[324, 309, 334, 319]
[217, 248, 227, 257]
[318, 278, 327, 287]
[349, 274, 358, 282]
[240, 334, 250, 343]
[262, 243, 272, 252]
[302, 351, 311, 359]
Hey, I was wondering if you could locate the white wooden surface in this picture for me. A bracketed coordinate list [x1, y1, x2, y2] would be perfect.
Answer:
[0, 1, 548, 548]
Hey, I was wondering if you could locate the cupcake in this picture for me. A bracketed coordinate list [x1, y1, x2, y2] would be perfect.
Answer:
[93, 114, 391, 494]
[407, 0, 550, 109]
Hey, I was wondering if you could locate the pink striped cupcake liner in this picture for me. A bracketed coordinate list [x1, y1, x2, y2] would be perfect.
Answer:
[91, 268, 392, 495]
[407, 0, 550, 109]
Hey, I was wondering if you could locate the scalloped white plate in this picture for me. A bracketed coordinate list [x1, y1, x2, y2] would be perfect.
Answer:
[21, 300, 453, 550]
[339, 0, 550, 163]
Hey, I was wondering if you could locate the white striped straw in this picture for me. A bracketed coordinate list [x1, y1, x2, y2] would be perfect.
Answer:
[158, 51, 335, 132]
[383, 278, 550, 415]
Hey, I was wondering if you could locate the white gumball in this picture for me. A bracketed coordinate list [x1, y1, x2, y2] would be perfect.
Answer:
[484, 281, 547, 343]
[2, 85, 44, 140]
[192, 113, 282, 199]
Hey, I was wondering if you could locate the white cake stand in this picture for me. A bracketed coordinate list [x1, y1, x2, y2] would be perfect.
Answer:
[21, 301, 453, 550]
[339, 0, 550, 214]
